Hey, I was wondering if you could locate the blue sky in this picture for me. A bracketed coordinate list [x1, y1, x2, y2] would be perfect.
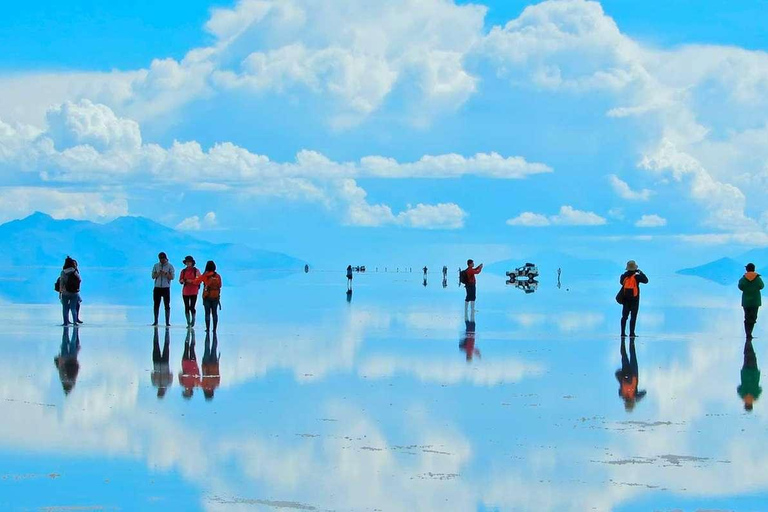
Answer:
[1, 0, 768, 267]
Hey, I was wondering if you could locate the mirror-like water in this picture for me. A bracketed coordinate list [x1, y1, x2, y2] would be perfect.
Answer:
[0, 270, 763, 511]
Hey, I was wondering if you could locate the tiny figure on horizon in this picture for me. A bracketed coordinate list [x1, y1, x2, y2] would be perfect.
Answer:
[57, 256, 81, 326]
[557, 267, 562, 289]
[738, 338, 761, 411]
[54, 326, 80, 395]
[151, 327, 172, 399]
[179, 255, 201, 328]
[201, 331, 220, 401]
[442, 266, 448, 280]
[423, 266, 428, 277]
[152, 252, 174, 326]
[194, 261, 222, 333]
[460, 259, 483, 321]
[304, 264, 309, 273]
[615, 336, 646, 412]
[618, 260, 648, 338]
[346, 265, 353, 291]
[179, 329, 200, 399]
[459, 320, 480, 362]
[739, 263, 764, 340]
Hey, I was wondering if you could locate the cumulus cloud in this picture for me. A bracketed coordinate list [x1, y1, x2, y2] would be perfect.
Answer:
[508, 205, 606, 227]
[176, 211, 217, 231]
[608, 174, 652, 201]
[635, 214, 666, 228]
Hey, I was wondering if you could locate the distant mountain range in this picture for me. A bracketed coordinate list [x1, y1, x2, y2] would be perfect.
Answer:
[677, 249, 768, 285]
[0, 212, 306, 304]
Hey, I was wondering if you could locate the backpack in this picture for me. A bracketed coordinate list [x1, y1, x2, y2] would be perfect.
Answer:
[459, 269, 468, 285]
[54, 278, 60, 293]
[622, 273, 638, 301]
[203, 273, 222, 300]
[65, 272, 81, 293]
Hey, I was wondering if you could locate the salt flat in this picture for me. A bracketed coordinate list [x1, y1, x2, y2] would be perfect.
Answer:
[0, 269, 763, 511]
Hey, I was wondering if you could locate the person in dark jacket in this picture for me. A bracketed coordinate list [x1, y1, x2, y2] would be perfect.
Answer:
[619, 260, 648, 337]
[58, 256, 81, 326]
[738, 263, 764, 339]
[738, 338, 761, 411]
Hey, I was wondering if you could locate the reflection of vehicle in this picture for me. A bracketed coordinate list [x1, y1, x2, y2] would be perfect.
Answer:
[506, 277, 538, 294]
[506, 262, 539, 281]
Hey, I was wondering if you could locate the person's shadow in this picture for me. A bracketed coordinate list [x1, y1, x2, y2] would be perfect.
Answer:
[615, 337, 646, 411]
[202, 331, 221, 401]
[151, 327, 172, 399]
[54, 326, 80, 395]
[738, 339, 762, 411]
[459, 320, 480, 362]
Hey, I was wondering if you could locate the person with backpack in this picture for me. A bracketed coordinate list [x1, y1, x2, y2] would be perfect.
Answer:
[151, 252, 175, 326]
[614, 336, 646, 411]
[179, 255, 201, 328]
[194, 260, 222, 333]
[619, 260, 648, 337]
[58, 256, 81, 326]
[739, 263, 764, 339]
[460, 259, 483, 320]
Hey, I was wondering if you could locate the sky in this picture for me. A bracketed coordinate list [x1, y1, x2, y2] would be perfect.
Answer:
[1, 0, 768, 268]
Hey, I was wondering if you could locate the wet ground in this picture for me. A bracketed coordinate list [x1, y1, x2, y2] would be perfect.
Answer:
[0, 270, 764, 511]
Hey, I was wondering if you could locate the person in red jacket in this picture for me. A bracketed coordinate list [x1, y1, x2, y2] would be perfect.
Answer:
[179, 330, 200, 399]
[464, 259, 483, 320]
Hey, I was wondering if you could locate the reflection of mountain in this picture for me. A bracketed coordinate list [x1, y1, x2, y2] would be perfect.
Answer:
[676, 257, 744, 285]
[0, 212, 305, 303]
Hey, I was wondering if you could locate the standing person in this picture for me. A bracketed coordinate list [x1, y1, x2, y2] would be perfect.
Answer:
[151, 252, 175, 326]
[201, 331, 221, 401]
[423, 266, 428, 277]
[72, 259, 83, 324]
[619, 260, 648, 338]
[151, 327, 172, 399]
[738, 339, 761, 411]
[179, 256, 201, 328]
[194, 261, 222, 333]
[462, 259, 483, 320]
[442, 266, 448, 280]
[346, 265, 353, 291]
[58, 256, 81, 326]
[739, 263, 764, 340]
[179, 329, 200, 399]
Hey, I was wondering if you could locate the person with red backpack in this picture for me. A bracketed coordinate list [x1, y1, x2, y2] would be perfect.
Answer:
[460, 259, 483, 320]
[179, 255, 201, 328]
[619, 260, 648, 337]
[194, 260, 222, 333]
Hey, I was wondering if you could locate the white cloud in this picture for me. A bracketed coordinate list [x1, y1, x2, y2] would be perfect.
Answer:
[635, 214, 666, 228]
[608, 174, 652, 201]
[176, 211, 217, 231]
[396, 203, 466, 229]
[508, 205, 606, 227]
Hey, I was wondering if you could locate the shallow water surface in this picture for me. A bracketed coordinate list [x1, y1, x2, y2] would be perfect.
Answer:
[0, 270, 764, 511]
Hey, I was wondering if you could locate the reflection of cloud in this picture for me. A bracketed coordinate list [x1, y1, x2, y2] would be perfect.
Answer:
[358, 356, 545, 386]
[509, 311, 604, 333]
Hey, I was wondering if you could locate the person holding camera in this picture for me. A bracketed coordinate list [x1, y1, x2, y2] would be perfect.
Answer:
[151, 252, 175, 326]
[619, 260, 648, 338]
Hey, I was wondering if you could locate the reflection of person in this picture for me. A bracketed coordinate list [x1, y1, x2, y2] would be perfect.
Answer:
[151, 252, 175, 326]
[194, 261, 222, 333]
[738, 339, 761, 411]
[557, 267, 562, 289]
[58, 256, 81, 326]
[739, 263, 764, 339]
[346, 289, 353, 303]
[442, 277, 448, 289]
[179, 329, 200, 399]
[423, 277, 427, 287]
[179, 255, 201, 328]
[151, 327, 172, 399]
[615, 337, 646, 411]
[619, 260, 648, 338]
[464, 259, 483, 320]
[346, 265, 353, 291]
[201, 331, 221, 401]
[459, 320, 480, 361]
[54, 326, 80, 395]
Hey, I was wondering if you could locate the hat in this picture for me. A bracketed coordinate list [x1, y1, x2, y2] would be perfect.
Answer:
[183, 255, 195, 265]
[626, 260, 638, 271]
[746, 262, 756, 272]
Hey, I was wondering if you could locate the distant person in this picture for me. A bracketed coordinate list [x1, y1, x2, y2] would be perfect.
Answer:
[346, 265, 353, 291]
[619, 260, 648, 337]
[54, 326, 80, 395]
[201, 331, 221, 401]
[442, 266, 448, 280]
[739, 263, 764, 339]
[151, 252, 175, 326]
[615, 336, 646, 412]
[151, 327, 172, 399]
[459, 320, 480, 362]
[179, 255, 201, 328]
[557, 267, 562, 289]
[58, 256, 81, 326]
[179, 329, 200, 399]
[738, 339, 761, 411]
[194, 261, 222, 333]
[460, 259, 483, 320]
[305, 264, 310, 273]
[423, 266, 428, 277]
